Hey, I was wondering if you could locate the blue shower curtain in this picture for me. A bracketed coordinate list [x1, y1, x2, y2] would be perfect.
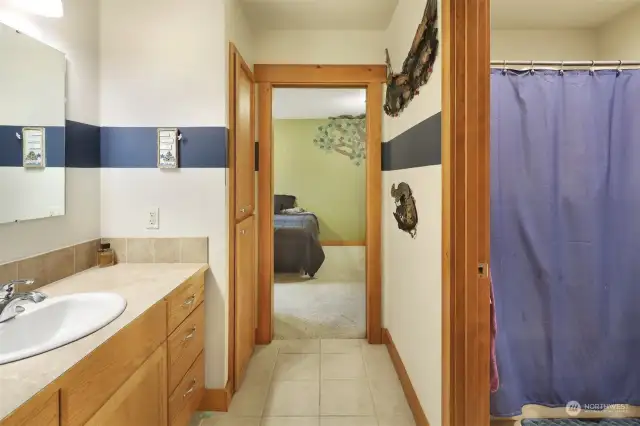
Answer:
[490, 69, 640, 417]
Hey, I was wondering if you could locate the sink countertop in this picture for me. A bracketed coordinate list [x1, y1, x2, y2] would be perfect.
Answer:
[0, 262, 208, 421]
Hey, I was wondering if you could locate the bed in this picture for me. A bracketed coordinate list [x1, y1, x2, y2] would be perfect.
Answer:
[273, 195, 325, 277]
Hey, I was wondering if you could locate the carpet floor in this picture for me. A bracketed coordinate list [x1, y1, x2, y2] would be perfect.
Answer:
[274, 273, 366, 340]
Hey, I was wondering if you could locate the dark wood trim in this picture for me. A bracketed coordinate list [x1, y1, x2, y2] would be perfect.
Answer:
[254, 64, 386, 84]
[198, 381, 232, 412]
[321, 240, 366, 247]
[441, 0, 491, 425]
[383, 329, 430, 426]
[255, 65, 384, 346]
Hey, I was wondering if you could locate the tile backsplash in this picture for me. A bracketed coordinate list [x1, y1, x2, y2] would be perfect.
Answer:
[0, 239, 100, 291]
[0, 237, 208, 292]
[101, 237, 208, 264]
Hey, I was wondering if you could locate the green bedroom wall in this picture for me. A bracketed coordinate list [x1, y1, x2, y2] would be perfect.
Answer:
[273, 118, 366, 242]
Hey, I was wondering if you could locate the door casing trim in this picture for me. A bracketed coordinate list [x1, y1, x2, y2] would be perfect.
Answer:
[253, 64, 386, 346]
[441, 0, 491, 425]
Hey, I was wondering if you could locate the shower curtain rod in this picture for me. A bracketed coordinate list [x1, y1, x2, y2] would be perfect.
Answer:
[491, 60, 640, 67]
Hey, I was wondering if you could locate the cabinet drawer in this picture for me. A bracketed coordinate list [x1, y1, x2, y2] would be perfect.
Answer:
[169, 351, 204, 426]
[168, 302, 205, 393]
[166, 273, 205, 333]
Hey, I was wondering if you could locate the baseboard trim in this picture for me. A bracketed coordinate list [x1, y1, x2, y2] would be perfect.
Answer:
[198, 380, 233, 412]
[383, 328, 430, 426]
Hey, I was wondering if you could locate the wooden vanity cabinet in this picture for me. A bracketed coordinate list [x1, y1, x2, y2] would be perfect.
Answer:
[0, 267, 208, 426]
[85, 343, 168, 426]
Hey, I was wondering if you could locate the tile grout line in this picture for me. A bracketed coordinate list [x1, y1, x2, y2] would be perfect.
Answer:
[319, 339, 323, 419]
[262, 343, 282, 419]
[362, 340, 383, 426]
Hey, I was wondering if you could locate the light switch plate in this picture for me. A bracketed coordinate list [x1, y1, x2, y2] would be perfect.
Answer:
[147, 207, 159, 229]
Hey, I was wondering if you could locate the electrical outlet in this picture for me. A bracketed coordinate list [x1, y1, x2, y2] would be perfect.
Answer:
[147, 207, 159, 229]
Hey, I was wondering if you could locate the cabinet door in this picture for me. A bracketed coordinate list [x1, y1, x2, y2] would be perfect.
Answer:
[85, 343, 168, 426]
[235, 215, 256, 390]
[233, 53, 255, 221]
[0, 391, 59, 426]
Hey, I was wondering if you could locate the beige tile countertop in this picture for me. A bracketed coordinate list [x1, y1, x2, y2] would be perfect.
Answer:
[0, 262, 208, 421]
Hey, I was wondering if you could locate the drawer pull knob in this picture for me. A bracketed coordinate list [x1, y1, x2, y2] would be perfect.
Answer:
[240, 208, 246, 213]
[241, 229, 246, 235]
[183, 326, 197, 342]
[183, 379, 197, 398]
[182, 294, 196, 307]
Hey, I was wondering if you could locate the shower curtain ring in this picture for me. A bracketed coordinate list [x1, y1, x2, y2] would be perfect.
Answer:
[590, 60, 595, 75]
[559, 61, 564, 76]
[617, 60, 622, 76]
[502, 60, 507, 75]
[529, 60, 535, 75]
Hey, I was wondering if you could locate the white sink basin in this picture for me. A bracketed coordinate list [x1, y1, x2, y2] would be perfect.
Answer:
[0, 292, 127, 365]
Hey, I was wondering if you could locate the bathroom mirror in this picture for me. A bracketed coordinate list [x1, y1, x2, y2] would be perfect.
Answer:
[0, 22, 66, 224]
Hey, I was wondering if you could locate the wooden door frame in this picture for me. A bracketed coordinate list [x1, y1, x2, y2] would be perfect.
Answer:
[227, 42, 255, 395]
[253, 64, 386, 346]
[441, 0, 491, 426]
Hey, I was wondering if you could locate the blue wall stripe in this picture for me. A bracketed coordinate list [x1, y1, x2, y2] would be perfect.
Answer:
[100, 126, 227, 168]
[382, 112, 442, 171]
[65, 120, 101, 168]
[0, 125, 65, 167]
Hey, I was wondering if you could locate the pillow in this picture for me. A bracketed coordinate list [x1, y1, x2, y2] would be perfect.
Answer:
[281, 207, 306, 214]
[274, 195, 296, 214]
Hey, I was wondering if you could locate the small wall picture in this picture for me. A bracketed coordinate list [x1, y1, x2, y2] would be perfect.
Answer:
[390, 182, 418, 238]
[22, 127, 46, 168]
[157, 128, 179, 168]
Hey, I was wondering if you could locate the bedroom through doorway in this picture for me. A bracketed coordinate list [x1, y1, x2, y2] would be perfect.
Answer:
[272, 88, 367, 340]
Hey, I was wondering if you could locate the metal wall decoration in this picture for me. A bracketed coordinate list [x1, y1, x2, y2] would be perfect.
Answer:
[391, 182, 418, 238]
[384, 0, 439, 117]
[313, 114, 366, 166]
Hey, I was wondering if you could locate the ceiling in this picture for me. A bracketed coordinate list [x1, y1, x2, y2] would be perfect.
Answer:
[491, 0, 640, 29]
[273, 88, 366, 119]
[240, 0, 399, 31]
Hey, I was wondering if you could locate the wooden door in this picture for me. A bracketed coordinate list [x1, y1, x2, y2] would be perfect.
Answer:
[235, 215, 256, 390]
[85, 343, 168, 426]
[234, 53, 255, 221]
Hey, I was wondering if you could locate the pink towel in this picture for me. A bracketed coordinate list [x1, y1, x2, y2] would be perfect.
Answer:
[490, 270, 500, 393]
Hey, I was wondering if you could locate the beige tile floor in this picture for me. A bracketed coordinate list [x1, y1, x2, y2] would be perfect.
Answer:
[193, 339, 416, 426]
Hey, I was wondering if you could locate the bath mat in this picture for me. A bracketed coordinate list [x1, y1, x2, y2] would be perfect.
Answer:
[523, 420, 640, 426]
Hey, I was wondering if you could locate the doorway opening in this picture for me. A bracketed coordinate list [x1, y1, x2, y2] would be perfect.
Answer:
[271, 87, 367, 340]
[254, 65, 385, 347]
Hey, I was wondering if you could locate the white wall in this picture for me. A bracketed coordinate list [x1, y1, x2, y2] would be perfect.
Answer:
[491, 29, 598, 61]
[226, 0, 254, 67]
[99, 0, 246, 389]
[253, 30, 385, 64]
[0, 0, 101, 264]
[597, 4, 640, 60]
[383, 1, 442, 425]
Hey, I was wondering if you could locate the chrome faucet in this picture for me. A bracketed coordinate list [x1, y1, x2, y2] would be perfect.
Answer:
[0, 279, 47, 323]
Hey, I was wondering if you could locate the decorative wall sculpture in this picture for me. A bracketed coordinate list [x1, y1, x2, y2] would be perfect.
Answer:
[391, 182, 418, 238]
[313, 114, 366, 166]
[384, 0, 439, 117]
